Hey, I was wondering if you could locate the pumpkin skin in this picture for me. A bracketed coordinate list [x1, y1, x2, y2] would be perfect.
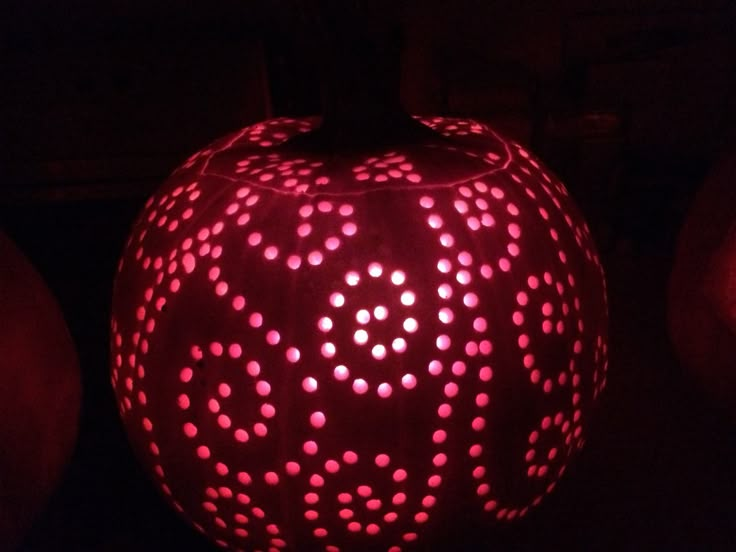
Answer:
[669, 150, 736, 418]
[0, 231, 80, 550]
[111, 116, 608, 551]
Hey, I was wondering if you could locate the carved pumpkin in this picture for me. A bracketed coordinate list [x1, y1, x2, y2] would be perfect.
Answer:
[0, 231, 80, 550]
[669, 149, 736, 418]
[111, 115, 608, 550]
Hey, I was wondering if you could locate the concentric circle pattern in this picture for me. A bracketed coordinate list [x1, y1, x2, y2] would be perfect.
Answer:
[111, 116, 608, 551]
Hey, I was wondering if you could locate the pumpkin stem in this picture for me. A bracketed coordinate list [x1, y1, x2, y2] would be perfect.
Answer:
[285, 0, 441, 149]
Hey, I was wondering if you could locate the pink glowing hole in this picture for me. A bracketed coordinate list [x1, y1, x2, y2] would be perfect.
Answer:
[342, 222, 357, 236]
[356, 309, 371, 324]
[330, 293, 345, 308]
[438, 404, 452, 418]
[325, 459, 340, 473]
[428, 360, 443, 376]
[452, 361, 467, 376]
[345, 271, 360, 286]
[391, 270, 406, 285]
[375, 454, 391, 467]
[310, 411, 326, 429]
[308, 251, 323, 266]
[343, 451, 358, 464]
[303, 441, 318, 455]
[321, 342, 336, 358]
[392, 469, 408, 482]
[428, 214, 443, 229]
[440, 233, 455, 247]
[377, 383, 393, 398]
[392, 338, 407, 353]
[371, 344, 387, 359]
[368, 262, 384, 278]
[179, 367, 193, 383]
[399, 319, 418, 336]
[246, 361, 261, 377]
[436, 335, 451, 351]
[464, 293, 479, 308]
[266, 330, 281, 345]
[354, 329, 369, 345]
[249, 312, 263, 328]
[318, 316, 333, 332]
[456, 270, 471, 285]
[444, 382, 459, 398]
[232, 295, 246, 311]
[334, 365, 350, 381]
[215, 282, 228, 296]
[401, 374, 417, 390]
[286, 347, 300, 363]
[373, 305, 388, 320]
[247, 232, 262, 246]
[255, 380, 270, 396]
[438, 283, 453, 299]
[400, 290, 416, 306]
[302, 377, 318, 393]
[325, 236, 340, 251]
[393, 493, 407, 505]
[287, 255, 302, 270]
[353, 379, 369, 394]
[437, 259, 452, 273]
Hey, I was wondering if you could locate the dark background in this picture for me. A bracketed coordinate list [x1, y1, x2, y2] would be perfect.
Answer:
[2, 1, 736, 550]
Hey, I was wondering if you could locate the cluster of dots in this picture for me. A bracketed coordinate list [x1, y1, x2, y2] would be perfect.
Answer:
[111, 116, 608, 551]
[352, 152, 423, 186]
[316, 262, 420, 395]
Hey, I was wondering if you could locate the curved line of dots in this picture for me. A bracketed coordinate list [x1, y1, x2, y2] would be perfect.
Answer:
[351, 151, 422, 185]
[515, 272, 584, 394]
[469, 411, 573, 521]
[317, 263, 421, 397]
[233, 152, 330, 194]
[130, 181, 203, 264]
[195, 470, 287, 550]
[222, 187, 359, 270]
[113, 218, 223, 488]
[592, 335, 609, 400]
[418, 192, 519, 276]
[127, 219, 301, 549]
[177, 345, 301, 547]
[290, 450, 434, 547]
[524, 164, 599, 265]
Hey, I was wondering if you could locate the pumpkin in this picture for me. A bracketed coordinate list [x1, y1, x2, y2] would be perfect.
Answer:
[0, 231, 81, 550]
[110, 115, 608, 550]
[669, 148, 736, 418]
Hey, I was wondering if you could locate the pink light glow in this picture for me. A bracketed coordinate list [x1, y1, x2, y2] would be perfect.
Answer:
[110, 115, 607, 551]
